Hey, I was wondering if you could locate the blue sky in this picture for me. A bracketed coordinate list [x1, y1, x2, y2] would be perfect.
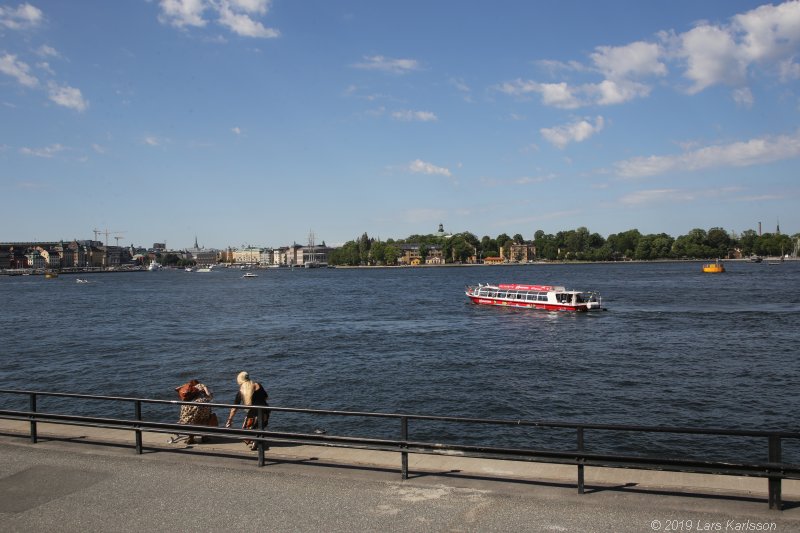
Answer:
[1, 1, 799, 249]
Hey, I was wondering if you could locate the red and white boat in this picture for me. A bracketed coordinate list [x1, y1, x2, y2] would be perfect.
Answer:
[465, 283, 602, 312]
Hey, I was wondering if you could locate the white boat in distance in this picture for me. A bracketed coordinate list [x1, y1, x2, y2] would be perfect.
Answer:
[242, 272, 258, 278]
[466, 283, 602, 312]
[148, 261, 162, 271]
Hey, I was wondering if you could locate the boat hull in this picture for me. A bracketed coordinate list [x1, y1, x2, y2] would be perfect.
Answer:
[465, 283, 602, 312]
[468, 295, 591, 312]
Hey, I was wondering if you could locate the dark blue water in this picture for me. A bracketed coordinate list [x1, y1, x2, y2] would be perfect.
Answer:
[2, 262, 799, 461]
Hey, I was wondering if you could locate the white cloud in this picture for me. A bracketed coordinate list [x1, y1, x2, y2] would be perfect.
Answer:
[591, 79, 651, 106]
[732, 87, 754, 108]
[157, 0, 279, 37]
[541, 116, 605, 149]
[680, 24, 743, 93]
[500, 2, 800, 109]
[218, 1, 279, 38]
[679, 1, 800, 93]
[496, 80, 582, 108]
[352, 55, 420, 74]
[36, 45, 60, 58]
[19, 144, 64, 158]
[391, 110, 437, 122]
[618, 187, 743, 206]
[231, 126, 242, 135]
[615, 130, 800, 178]
[228, 0, 270, 14]
[591, 41, 667, 80]
[91, 144, 106, 154]
[158, 0, 208, 28]
[144, 136, 161, 146]
[47, 82, 89, 112]
[0, 53, 38, 87]
[734, 1, 800, 64]
[408, 159, 451, 177]
[497, 78, 651, 108]
[0, 2, 43, 30]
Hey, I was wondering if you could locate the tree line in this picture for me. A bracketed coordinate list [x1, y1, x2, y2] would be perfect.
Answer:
[327, 227, 798, 266]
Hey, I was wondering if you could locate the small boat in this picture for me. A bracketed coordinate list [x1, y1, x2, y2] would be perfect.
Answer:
[702, 259, 725, 273]
[76, 278, 89, 284]
[465, 283, 602, 312]
[748, 255, 762, 263]
[242, 272, 258, 278]
[185, 267, 194, 272]
[148, 261, 162, 271]
[44, 271, 59, 279]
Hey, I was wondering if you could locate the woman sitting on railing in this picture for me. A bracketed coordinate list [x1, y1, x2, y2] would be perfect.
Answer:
[172, 379, 216, 444]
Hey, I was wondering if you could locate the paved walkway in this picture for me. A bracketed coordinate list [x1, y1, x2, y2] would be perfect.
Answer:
[1, 420, 799, 532]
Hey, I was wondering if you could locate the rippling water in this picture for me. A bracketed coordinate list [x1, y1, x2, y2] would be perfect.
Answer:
[2, 261, 799, 461]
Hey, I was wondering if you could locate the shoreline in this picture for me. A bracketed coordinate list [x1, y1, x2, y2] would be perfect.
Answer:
[2, 257, 796, 275]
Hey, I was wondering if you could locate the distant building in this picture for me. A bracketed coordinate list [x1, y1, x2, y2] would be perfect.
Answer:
[186, 237, 218, 266]
[501, 243, 536, 262]
[232, 247, 261, 265]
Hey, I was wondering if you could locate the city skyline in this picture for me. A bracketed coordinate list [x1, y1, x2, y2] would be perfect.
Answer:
[2, 1, 799, 249]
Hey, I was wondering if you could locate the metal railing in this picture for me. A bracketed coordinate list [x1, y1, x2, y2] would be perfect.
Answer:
[1, 388, 799, 510]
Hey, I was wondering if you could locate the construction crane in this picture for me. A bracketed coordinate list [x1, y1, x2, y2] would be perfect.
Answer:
[93, 228, 126, 248]
[93, 228, 126, 269]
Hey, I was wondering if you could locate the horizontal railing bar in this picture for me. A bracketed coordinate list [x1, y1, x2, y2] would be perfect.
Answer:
[2, 388, 799, 440]
[4, 409, 800, 480]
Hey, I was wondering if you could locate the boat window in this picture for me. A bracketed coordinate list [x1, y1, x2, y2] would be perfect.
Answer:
[538, 293, 548, 302]
[525, 293, 535, 301]
[575, 294, 584, 303]
[498, 292, 507, 299]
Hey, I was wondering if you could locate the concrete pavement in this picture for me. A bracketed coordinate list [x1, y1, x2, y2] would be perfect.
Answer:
[1, 420, 800, 532]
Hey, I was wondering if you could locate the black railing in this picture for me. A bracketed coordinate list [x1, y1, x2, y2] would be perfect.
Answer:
[1, 388, 799, 510]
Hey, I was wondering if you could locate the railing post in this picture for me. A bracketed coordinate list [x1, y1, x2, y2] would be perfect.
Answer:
[29, 393, 37, 444]
[577, 427, 585, 494]
[400, 416, 408, 480]
[768, 435, 782, 510]
[134, 400, 142, 454]
[257, 408, 266, 467]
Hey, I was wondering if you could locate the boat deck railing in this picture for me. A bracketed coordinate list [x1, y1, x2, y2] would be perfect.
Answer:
[1, 388, 799, 510]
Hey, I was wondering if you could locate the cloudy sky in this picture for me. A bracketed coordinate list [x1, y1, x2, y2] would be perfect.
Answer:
[1, 1, 799, 248]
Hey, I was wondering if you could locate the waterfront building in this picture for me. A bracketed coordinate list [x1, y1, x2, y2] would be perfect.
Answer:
[501, 243, 537, 263]
[24, 249, 46, 269]
[232, 246, 261, 265]
[397, 244, 444, 265]
[259, 248, 274, 266]
[185, 237, 218, 266]
[36, 247, 61, 269]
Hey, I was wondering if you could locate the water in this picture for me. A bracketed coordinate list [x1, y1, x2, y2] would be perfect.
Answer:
[1, 262, 799, 461]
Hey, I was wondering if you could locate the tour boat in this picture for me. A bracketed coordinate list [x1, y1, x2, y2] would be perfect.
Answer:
[242, 272, 258, 278]
[702, 259, 725, 273]
[465, 283, 602, 312]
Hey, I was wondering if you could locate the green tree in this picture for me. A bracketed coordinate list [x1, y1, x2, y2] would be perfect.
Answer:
[384, 244, 400, 265]
[370, 241, 386, 265]
[607, 229, 641, 259]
